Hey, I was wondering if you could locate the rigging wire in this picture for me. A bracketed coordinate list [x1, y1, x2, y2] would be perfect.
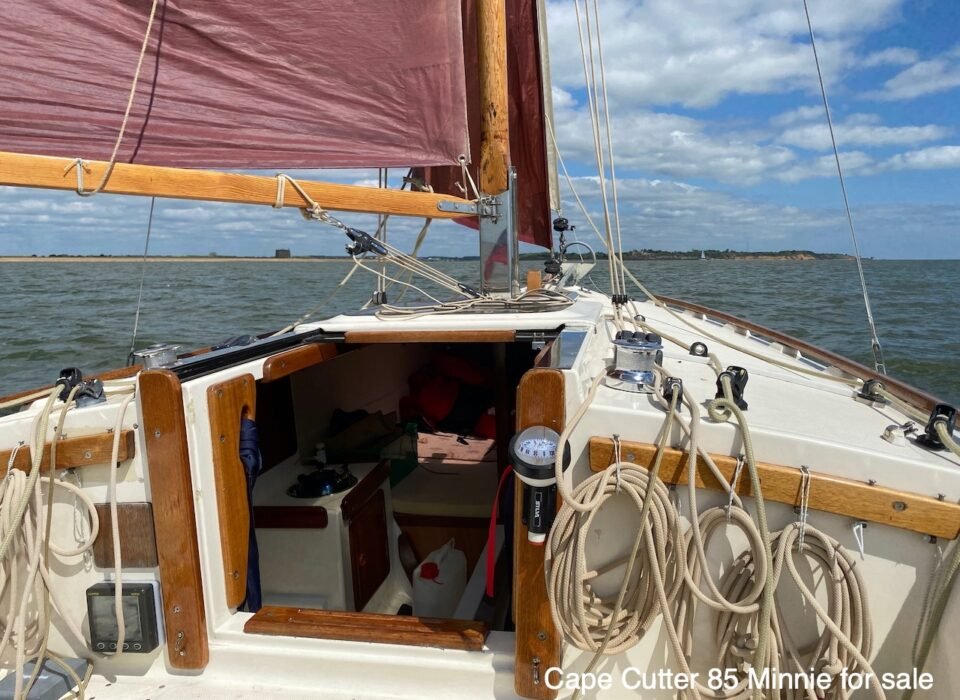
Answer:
[572, 0, 620, 295]
[128, 197, 156, 360]
[548, 118, 867, 387]
[802, 0, 886, 374]
[589, 0, 626, 294]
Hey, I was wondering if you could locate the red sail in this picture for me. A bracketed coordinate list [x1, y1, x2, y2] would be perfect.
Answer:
[0, 1, 469, 168]
[417, 0, 554, 249]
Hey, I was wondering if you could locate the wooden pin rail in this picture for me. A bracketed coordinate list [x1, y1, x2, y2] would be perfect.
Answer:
[0, 151, 476, 220]
[1, 430, 135, 472]
[589, 437, 960, 540]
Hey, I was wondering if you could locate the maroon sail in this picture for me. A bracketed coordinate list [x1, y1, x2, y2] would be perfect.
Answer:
[0, 1, 469, 168]
[416, 0, 554, 249]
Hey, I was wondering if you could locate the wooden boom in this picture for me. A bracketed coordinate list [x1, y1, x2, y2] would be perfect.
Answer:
[0, 151, 476, 219]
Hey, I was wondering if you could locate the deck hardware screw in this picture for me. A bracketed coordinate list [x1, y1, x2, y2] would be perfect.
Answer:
[626, 452, 636, 461]
[537, 631, 546, 641]
[924, 535, 938, 544]
[217, 390, 223, 398]
[892, 501, 907, 512]
[173, 606, 181, 614]
[83, 450, 92, 460]
[175, 631, 186, 656]
[220, 435, 226, 443]
[867, 479, 877, 486]
[133, 423, 139, 429]
[154, 430, 161, 438]
[232, 570, 239, 579]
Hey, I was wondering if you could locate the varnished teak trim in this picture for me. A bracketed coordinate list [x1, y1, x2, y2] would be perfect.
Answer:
[1, 430, 135, 472]
[341, 459, 391, 521]
[261, 343, 337, 383]
[208, 374, 257, 609]
[589, 437, 960, 539]
[92, 502, 158, 569]
[0, 151, 476, 220]
[139, 370, 209, 670]
[514, 369, 564, 700]
[244, 606, 489, 651]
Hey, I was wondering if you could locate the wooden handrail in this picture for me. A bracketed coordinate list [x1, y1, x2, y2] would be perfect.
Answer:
[1, 430, 135, 472]
[655, 295, 944, 413]
[589, 436, 960, 539]
[0, 151, 476, 220]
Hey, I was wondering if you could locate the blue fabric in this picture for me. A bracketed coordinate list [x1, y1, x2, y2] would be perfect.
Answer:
[239, 418, 263, 612]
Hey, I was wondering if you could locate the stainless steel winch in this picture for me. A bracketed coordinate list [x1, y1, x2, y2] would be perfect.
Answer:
[606, 331, 662, 393]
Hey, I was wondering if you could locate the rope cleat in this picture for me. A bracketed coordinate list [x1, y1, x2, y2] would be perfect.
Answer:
[716, 366, 749, 410]
[855, 378, 887, 406]
[914, 404, 958, 452]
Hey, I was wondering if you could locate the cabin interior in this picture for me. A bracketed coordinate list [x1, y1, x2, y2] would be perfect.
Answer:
[226, 337, 548, 643]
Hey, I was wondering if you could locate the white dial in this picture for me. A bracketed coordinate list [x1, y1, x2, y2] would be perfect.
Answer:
[513, 427, 560, 467]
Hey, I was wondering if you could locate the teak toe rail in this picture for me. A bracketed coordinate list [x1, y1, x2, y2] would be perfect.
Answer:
[589, 437, 960, 539]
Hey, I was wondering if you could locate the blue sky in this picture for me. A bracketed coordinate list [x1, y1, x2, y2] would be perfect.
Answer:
[1, 0, 958, 259]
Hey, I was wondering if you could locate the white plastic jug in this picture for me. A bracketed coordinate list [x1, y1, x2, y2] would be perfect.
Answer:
[412, 539, 467, 619]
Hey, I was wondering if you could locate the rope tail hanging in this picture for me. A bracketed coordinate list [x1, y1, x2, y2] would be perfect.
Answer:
[64, 0, 161, 197]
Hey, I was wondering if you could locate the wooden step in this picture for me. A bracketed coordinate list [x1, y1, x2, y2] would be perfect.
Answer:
[244, 606, 488, 652]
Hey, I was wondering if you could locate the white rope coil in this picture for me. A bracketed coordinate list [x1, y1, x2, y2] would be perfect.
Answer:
[547, 460, 685, 655]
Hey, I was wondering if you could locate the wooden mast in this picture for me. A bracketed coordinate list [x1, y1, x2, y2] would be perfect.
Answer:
[0, 151, 474, 220]
[477, 0, 511, 195]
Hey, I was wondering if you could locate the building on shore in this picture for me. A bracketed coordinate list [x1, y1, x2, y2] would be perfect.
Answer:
[275, 248, 291, 259]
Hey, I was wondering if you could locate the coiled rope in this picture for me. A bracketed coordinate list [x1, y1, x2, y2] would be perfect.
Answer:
[546, 353, 879, 700]
[0, 387, 134, 699]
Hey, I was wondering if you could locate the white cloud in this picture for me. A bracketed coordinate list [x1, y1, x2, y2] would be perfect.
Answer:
[865, 47, 960, 100]
[775, 151, 875, 182]
[778, 119, 950, 151]
[554, 174, 960, 259]
[770, 105, 825, 127]
[553, 106, 796, 184]
[545, 0, 902, 109]
[882, 146, 960, 171]
[859, 46, 918, 68]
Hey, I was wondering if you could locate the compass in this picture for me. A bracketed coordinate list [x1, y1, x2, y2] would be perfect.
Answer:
[510, 426, 569, 544]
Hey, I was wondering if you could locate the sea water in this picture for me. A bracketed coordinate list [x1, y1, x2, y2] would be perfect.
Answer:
[0, 259, 956, 405]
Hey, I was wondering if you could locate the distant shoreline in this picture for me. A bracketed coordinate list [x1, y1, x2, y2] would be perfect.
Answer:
[0, 256, 348, 263]
[1, 252, 860, 263]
